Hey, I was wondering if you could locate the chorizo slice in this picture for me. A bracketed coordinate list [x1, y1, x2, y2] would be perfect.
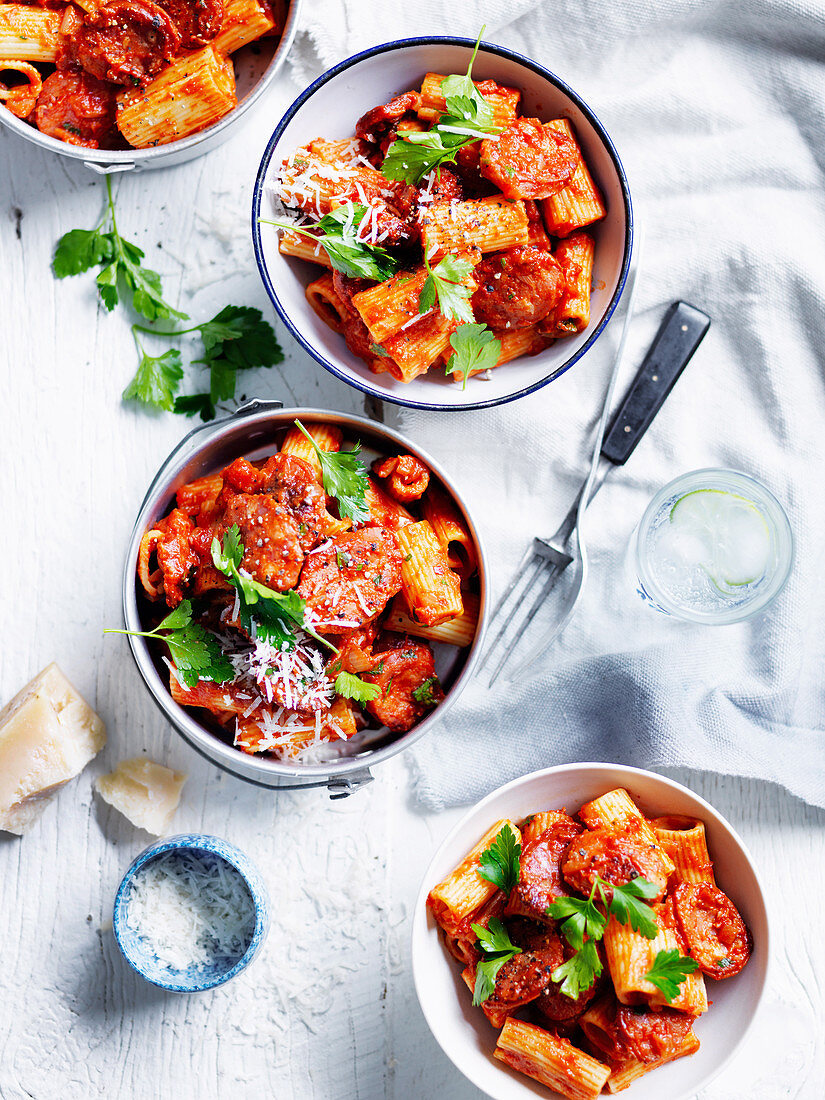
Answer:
[480, 117, 578, 200]
[371, 455, 430, 503]
[297, 528, 403, 629]
[34, 68, 117, 147]
[561, 827, 671, 902]
[213, 487, 304, 592]
[68, 0, 182, 87]
[471, 245, 566, 331]
[355, 90, 420, 144]
[614, 1006, 694, 1064]
[505, 816, 584, 919]
[672, 882, 752, 979]
[361, 636, 442, 732]
[533, 939, 601, 1024]
[155, 0, 223, 46]
[258, 453, 344, 550]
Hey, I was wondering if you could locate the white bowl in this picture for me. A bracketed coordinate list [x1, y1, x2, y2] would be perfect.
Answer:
[251, 36, 633, 411]
[411, 763, 769, 1100]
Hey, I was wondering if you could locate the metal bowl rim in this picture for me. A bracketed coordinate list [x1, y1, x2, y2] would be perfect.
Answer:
[251, 34, 634, 411]
[122, 405, 489, 782]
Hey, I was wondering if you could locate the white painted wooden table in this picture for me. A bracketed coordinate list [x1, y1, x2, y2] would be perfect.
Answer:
[2, 65, 824, 1100]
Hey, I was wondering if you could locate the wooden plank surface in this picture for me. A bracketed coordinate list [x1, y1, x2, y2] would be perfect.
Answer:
[1, 65, 824, 1100]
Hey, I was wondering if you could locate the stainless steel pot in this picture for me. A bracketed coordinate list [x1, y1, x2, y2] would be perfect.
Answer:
[0, 0, 302, 172]
[122, 400, 488, 797]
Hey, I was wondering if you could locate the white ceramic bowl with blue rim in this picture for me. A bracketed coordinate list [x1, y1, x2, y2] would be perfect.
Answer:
[251, 36, 633, 411]
[113, 833, 270, 992]
[411, 763, 769, 1100]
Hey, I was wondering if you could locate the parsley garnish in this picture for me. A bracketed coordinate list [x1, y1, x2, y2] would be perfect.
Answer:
[551, 939, 604, 1000]
[411, 676, 439, 706]
[210, 525, 335, 652]
[602, 876, 660, 938]
[547, 879, 607, 951]
[446, 323, 501, 390]
[53, 179, 282, 417]
[53, 176, 186, 322]
[478, 826, 521, 894]
[471, 918, 521, 1005]
[125, 306, 282, 418]
[419, 254, 475, 324]
[294, 419, 370, 523]
[334, 670, 381, 703]
[104, 600, 233, 688]
[547, 874, 660, 1000]
[381, 28, 500, 184]
[643, 949, 699, 1002]
[262, 203, 400, 281]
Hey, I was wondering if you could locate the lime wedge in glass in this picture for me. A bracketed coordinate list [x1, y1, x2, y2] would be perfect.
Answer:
[668, 489, 772, 588]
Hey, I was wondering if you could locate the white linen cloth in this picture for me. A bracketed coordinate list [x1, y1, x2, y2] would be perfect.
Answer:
[288, 0, 825, 809]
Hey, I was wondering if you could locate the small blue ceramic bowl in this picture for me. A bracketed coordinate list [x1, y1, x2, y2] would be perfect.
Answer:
[113, 833, 270, 993]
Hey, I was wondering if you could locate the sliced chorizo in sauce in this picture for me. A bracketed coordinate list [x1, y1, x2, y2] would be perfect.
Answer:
[155, 0, 224, 47]
[505, 816, 584, 919]
[67, 0, 181, 87]
[672, 882, 752, 979]
[213, 486, 304, 592]
[35, 68, 117, 147]
[471, 245, 566, 331]
[356, 90, 421, 144]
[480, 117, 578, 200]
[297, 528, 403, 628]
[362, 636, 442, 732]
[561, 827, 670, 901]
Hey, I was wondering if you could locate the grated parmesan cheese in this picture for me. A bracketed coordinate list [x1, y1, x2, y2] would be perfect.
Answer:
[126, 850, 255, 973]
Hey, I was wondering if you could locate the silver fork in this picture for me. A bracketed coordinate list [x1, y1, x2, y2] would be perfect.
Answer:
[480, 276, 711, 685]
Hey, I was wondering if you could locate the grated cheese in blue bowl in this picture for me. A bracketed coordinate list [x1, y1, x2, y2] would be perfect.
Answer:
[124, 850, 256, 977]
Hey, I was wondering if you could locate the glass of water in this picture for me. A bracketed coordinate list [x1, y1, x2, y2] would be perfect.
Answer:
[632, 468, 794, 624]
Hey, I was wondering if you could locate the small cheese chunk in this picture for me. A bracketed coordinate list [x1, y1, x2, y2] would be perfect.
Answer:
[95, 757, 186, 836]
[0, 663, 106, 835]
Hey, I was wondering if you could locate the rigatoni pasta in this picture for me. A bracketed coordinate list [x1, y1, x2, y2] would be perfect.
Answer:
[428, 786, 754, 1098]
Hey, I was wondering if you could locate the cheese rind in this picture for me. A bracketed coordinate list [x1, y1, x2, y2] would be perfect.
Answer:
[0, 663, 106, 835]
[95, 757, 186, 836]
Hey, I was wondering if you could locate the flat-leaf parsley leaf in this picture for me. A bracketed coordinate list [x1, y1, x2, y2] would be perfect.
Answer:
[643, 949, 699, 1002]
[446, 323, 501, 389]
[471, 918, 521, 1005]
[478, 826, 521, 894]
[334, 670, 381, 703]
[295, 419, 370, 523]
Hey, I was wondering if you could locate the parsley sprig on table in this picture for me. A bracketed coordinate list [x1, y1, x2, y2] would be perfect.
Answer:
[381, 28, 501, 185]
[294, 419, 370, 523]
[127, 306, 284, 418]
[210, 525, 335, 652]
[104, 600, 233, 688]
[262, 204, 401, 281]
[419, 254, 475, 324]
[471, 918, 521, 1006]
[334, 670, 381, 703]
[546, 875, 663, 1000]
[478, 826, 521, 894]
[644, 948, 699, 1000]
[53, 178, 282, 419]
[445, 323, 501, 389]
[53, 176, 187, 322]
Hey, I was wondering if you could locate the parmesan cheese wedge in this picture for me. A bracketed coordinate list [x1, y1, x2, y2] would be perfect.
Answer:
[0, 663, 106, 835]
[95, 757, 186, 836]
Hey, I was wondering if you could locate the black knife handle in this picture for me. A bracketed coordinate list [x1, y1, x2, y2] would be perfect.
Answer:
[601, 301, 711, 466]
